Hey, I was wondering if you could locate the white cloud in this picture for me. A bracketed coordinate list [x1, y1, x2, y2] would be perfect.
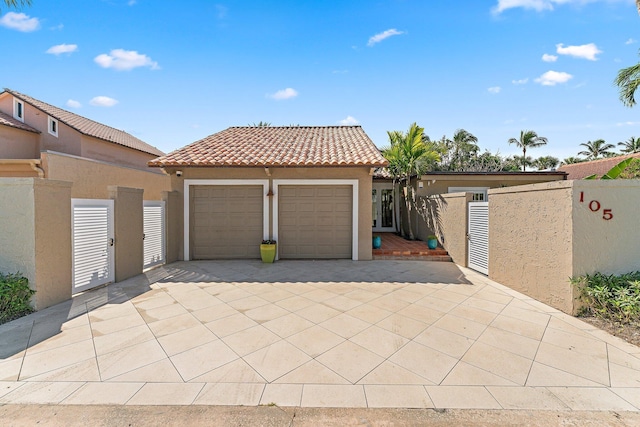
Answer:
[617, 121, 640, 126]
[556, 43, 602, 60]
[338, 116, 359, 125]
[0, 12, 40, 32]
[268, 88, 298, 100]
[50, 24, 64, 31]
[535, 70, 573, 86]
[94, 49, 159, 71]
[128, 0, 137, 5]
[66, 99, 82, 108]
[542, 53, 558, 62]
[367, 29, 405, 47]
[488, 86, 501, 94]
[626, 38, 636, 45]
[46, 44, 78, 55]
[89, 96, 119, 107]
[492, 0, 628, 15]
[512, 78, 529, 85]
[216, 4, 228, 19]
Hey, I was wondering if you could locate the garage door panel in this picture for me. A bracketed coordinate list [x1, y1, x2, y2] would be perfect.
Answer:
[278, 185, 352, 259]
[191, 185, 263, 259]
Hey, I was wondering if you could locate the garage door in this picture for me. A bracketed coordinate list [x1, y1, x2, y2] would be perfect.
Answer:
[279, 185, 352, 259]
[191, 185, 263, 259]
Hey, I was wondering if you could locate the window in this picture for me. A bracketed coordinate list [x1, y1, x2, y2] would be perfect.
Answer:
[13, 98, 24, 122]
[48, 116, 58, 137]
[448, 187, 489, 201]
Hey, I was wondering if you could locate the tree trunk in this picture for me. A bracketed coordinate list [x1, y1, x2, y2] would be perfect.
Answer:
[405, 181, 415, 240]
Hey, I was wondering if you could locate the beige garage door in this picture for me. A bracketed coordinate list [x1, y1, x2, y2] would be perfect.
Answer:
[279, 185, 352, 259]
[191, 185, 263, 259]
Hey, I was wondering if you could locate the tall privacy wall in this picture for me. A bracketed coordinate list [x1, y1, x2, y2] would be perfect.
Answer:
[0, 178, 72, 309]
[488, 180, 640, 314]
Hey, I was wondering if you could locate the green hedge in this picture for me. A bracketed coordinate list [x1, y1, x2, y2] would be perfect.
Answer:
[0, 272, 35, 324]
[572, 271, 640, 324]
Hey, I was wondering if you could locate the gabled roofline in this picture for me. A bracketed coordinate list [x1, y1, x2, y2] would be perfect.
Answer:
[1, 89, 165, 157]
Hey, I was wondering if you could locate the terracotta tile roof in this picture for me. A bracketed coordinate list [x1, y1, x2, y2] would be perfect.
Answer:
[558, 153, 640, 180]
[0, 110, 40, 133]
[149, 126, 389, 168]
[2, 89, 164, 157]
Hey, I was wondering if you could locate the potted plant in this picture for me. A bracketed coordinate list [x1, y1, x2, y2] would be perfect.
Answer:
[427, 234, 438, 250]
[372, 235, 382, 249]
[260, 239, 277, 263]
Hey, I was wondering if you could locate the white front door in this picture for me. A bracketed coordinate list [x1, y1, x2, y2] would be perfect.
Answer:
[372, 182, 396, 232]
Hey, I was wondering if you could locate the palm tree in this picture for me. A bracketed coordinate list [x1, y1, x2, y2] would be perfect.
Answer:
[451, 129, 479, 171]
[561, 157, 586, 165]
[507, 130, 548, 171]
[2, 0, 30, 9]
[578, 139, 616, 160]
[614, 3, 640, 106]
[382, 123, 439, 240]
[534, 156, 559, 170]
[618, 136, 640, 153]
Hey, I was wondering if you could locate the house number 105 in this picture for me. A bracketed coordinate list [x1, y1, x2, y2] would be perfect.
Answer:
[579, 191, 613, 220]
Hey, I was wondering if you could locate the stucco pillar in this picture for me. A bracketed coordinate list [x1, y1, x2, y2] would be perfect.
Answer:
[162, 190, 182, 263]
[109, 186, 144, 282]
[0, 178, 72, 310]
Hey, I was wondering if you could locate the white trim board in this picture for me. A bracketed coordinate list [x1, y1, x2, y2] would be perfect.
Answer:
[183, 179, 270, 261]
[272, 179, 359, 261]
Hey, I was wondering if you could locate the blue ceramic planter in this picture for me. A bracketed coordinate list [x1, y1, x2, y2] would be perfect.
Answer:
[427, 238, 437, 249]
[372, 235, 382, 249]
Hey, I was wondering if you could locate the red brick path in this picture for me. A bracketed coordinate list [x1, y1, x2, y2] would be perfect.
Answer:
[372, 232, 452, 262]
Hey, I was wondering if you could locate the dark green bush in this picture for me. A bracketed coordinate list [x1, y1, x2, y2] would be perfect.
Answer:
[0, 272, 35, 324]
[572, 271, 640, 324]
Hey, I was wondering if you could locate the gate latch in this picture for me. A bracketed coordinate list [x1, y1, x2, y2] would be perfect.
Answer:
[109, 238, 115, 246]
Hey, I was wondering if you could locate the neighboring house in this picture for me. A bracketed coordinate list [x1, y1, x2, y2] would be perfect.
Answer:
[558, 153, 640, 180]
[0, 88, 164, 176]
[0, 89, 172, 310]
[374, 171, 567, 242]
[149, 126, 388, 261]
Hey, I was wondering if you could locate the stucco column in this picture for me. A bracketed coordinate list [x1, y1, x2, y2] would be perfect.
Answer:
[162, 190, 182, 263]
[109, 186, 144, 282]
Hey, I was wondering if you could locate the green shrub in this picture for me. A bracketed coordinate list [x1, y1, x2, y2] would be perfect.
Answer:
[571, 271, 640, 324]
[0, 272, 35, 324]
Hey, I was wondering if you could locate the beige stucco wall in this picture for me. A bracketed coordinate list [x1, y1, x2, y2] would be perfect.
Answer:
[109, 186, 144, 282]
[488, 181, 576, 313]
[33, 179, 72, 309]
[0, 179, 37, 290]
[0, 125, 40, 159]
[164, 166, 373, 261]
[0, 178, 72, 310]
[42, 151, 170, 200]
[417, 192, 472, 266]
[163, 191, 182, 264]
[81, 135, 159, 171]
[571, 180, 640, 276]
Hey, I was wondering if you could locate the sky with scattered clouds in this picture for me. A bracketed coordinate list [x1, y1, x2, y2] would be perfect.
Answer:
[1, 0, 639, 159]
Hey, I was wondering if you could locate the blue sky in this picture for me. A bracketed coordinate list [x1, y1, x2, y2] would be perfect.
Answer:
[2, 0, 639, 160]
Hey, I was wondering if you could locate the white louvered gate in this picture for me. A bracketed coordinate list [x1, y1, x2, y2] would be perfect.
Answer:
[72, 199, 115, 294]
[468, 201, 489, 275]
[143, 201, 166, 269]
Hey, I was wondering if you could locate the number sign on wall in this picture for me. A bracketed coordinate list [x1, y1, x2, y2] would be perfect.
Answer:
[579, 191, 613, 221]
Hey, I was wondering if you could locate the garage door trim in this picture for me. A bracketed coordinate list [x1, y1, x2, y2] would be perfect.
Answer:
[273, 179, 359, 261]
[183, 179, 270, 260]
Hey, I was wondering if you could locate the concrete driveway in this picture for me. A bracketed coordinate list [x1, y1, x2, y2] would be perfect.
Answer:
[1, 260, 639, 410]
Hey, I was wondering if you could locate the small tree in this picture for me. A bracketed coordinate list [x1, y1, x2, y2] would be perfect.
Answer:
[382, 123, 439, 240]
[508, 130, 548, 171]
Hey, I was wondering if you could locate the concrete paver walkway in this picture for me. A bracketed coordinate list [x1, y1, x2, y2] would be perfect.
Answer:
[1, 260, 639, 410]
